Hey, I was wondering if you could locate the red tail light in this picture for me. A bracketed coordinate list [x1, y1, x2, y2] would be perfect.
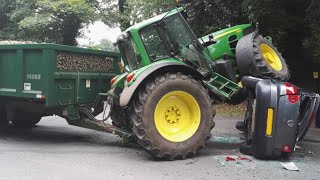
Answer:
[126, 72, 135, 82]
[285, 82, 299, 104]
[285, 82, 298, 94]
[288, 95, 299, 104]
[281, 144, 293, 153]
[110, 76, 118, 86]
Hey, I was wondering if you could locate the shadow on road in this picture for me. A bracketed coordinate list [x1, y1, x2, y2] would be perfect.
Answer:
[0, 123, 141, 150]
[0, 122, 246, 158]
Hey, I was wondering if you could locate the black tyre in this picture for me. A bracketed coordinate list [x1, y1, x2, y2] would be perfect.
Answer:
[236, 33, 290, 81]
[12, 111, 42, 128]
[111, 104, 131, 131]
[129, 72, 215, 160]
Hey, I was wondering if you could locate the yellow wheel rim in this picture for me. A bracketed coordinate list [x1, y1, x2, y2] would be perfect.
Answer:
[260, 44, 282, 71]
[154, 91, 201, 142]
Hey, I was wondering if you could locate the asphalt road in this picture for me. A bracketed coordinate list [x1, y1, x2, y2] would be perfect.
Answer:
[0, 115, 320, 180]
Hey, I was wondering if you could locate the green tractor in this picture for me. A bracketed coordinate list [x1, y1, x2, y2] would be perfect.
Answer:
[104, 4, 289, 160]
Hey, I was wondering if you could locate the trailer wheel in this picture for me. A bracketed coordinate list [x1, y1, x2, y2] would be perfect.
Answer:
[129, 72, 215, 160]
[12, 111, 42, 128]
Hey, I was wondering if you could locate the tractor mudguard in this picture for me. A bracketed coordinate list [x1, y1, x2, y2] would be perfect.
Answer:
[111, 72, 128, 89]
[235, 31, 258, 75]
[119, 62, 203, 107]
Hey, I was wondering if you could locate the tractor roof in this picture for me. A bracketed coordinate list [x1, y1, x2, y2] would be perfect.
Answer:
[124, 7, 184, 33]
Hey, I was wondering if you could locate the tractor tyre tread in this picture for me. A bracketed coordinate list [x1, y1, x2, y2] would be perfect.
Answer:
[129, 72, 215, 160]
[252, 35, 290, 81]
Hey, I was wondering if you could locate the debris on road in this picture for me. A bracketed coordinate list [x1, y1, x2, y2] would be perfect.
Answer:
[226, 156, 236, 161]
[308, 151, 315, 155]
[225, 156, 252, 163]
[214, 155, 255, 168]
[238, 156, 252, 161]
[280, 162, 299, 171]
[220, 161, 226, 166]
[210, 136, 245, 144]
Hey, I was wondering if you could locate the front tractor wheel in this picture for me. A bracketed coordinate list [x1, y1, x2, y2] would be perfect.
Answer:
[253, 36, 289, 80]
[129, 73, 215, 160]
[236, 34, 290, 81]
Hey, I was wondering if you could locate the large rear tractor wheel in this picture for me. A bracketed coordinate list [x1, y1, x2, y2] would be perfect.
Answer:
[236, 33, 290, 81]
[12, 111, 42, 128]
[129, 73, 215, 160]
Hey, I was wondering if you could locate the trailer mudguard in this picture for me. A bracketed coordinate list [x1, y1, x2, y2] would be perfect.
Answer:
[119, 62, 203, 107]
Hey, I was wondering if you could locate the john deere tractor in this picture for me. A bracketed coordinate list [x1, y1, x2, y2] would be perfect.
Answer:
[105, 4, 289, 160]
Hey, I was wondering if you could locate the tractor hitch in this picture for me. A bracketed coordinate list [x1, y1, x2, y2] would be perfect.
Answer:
[79, 100, 134, 144]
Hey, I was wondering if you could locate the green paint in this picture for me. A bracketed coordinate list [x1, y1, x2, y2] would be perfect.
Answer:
[200, 24, 252, 61]
[114, 7, 241, 100]
[111, 72, 128, 89]
[126, 58, 183, 86]
[0, 44, 121, 116]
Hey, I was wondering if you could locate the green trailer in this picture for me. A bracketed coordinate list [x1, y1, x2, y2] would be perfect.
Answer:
[0, 44, 121, 128]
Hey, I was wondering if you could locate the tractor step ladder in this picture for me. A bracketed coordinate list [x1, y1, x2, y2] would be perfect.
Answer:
[202, 72, 239, 99]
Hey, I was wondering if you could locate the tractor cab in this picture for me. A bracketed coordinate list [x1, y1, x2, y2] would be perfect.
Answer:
[115, 8, 240, 101]
[116, 8, 211, 72]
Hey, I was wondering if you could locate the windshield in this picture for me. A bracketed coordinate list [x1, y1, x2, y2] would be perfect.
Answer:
[140, 26, 171, 61]
[162, 13, 197, 48]
[140, 12, 209, 68]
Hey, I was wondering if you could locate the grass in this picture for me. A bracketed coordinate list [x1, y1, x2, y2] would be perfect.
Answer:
[215, 101, 247, 117]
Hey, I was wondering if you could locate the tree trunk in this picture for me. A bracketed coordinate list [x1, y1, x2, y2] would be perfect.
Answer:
[118, 0, 131, 31]
[62, 17, 82, 46]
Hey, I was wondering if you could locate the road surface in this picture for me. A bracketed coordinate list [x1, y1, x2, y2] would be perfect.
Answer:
[0, 115, 320, 180]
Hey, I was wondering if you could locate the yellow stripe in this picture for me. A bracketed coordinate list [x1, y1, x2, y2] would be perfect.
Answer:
[215, 28, 242, 39]
[266, 108, 274, 136]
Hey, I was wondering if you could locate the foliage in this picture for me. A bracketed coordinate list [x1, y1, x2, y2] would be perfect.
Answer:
[304, 0, 320, 61]
[100, 0, 175, 30]
[0, 0, 97, 45]
[1, 0, 320, 85]
[99, 0, 318, 87]
[90, 38, 119, 52]
[0, 0, 19, 40]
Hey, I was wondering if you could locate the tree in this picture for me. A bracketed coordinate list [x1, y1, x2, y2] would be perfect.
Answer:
[4, 0, 97, 45]
[0, 0, 19, 40]
[304, 0, 320, 61]
[91, 38, 119, 52]
[100, 0, 175, 31]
